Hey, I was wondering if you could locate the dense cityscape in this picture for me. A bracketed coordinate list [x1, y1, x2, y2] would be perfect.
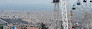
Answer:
[0, 10, 62, 29]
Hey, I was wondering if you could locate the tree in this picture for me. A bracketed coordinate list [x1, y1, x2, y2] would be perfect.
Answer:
[24, 27, 27, 29]
[41, 22, 48, 29]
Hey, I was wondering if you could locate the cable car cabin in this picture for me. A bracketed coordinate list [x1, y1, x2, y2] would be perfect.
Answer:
[53, 0, 59, 3]
[72, 7, 76, 10]
[90, 0, 92, 2]
[77, 2, 80, 5]
[70, 11, 73, 16]
[73, 5, 75, 6]
[83, 0, 87, 2]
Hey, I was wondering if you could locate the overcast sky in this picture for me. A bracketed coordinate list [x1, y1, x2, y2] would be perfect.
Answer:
[0, 0, 52, 4]
[0, 0, 80, 10]
[0, 0, 54, 10]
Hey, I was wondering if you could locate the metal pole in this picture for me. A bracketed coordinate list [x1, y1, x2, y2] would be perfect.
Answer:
[60, 0, 68, 29]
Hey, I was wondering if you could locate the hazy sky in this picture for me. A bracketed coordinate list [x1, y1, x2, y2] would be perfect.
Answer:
[0, 0, 52, 4]
[0, 0, 54, 10]
[0, 0, 82, 10]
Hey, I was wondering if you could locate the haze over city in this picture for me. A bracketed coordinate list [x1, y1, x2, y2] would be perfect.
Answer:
[0, 0, 92, 29]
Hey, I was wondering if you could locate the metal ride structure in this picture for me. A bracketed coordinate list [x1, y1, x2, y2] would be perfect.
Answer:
[53, 0, 80, 29]
[60, 0, 68, 29]
[53, 0, 59, 21]
[81, 0, 92, 29]
[53, 0, 68, 29]
[53, 0, 61, 29]
[60, 0, 73, 29]
[71, 0, 92, 29]
[53, 0, 92, 29]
